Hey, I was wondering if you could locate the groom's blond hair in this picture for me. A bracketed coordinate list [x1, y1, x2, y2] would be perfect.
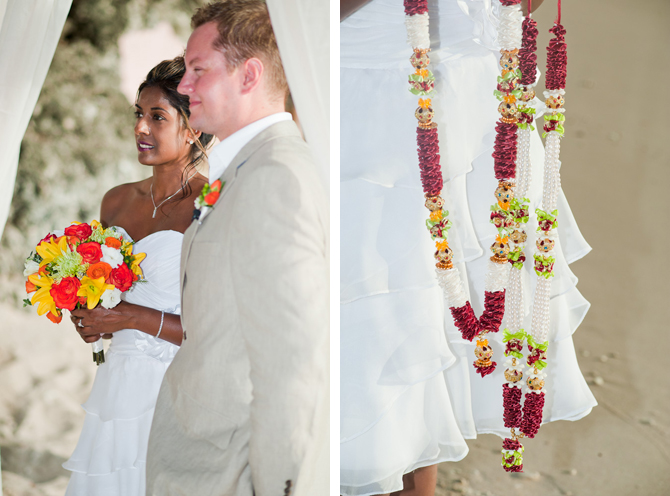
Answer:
[191, 0, 288, 101]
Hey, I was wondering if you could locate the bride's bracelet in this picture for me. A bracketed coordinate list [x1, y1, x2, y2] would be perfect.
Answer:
[156, 311, 165, 339]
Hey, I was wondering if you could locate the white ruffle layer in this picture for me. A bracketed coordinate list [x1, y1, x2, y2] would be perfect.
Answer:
[341, 1, 595, 495]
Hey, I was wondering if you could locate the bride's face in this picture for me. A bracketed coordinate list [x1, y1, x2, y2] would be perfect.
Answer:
[134, 86, 191, 167]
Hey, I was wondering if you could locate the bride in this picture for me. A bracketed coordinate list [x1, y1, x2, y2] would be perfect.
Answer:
[63, 56, 212, 495]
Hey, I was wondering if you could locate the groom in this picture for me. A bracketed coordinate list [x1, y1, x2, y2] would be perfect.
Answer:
[145, 2, 329, 495]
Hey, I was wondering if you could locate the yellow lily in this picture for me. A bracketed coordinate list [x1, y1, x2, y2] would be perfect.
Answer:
[77, 276, 115, 309]
[36, 236, 68, 267]
[130, 252, 146, 278]
[28, 272, 57, 317]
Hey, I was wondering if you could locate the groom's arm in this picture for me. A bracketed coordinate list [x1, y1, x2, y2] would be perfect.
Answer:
[229, 149, 329, 496]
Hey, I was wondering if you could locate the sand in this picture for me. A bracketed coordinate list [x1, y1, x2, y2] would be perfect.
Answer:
[0, 303, 96, 495]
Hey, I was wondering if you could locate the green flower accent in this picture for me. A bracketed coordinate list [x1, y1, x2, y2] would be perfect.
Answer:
[516, 107, 536, 131]
[90, 225, 121, 244]
[536, 208, 558, 232]
[509, 198, 530, 224]
[501, 446, 524, 468]
[502, 328, 527, 358]
[52, 249, 86, 282]
[503, 328, 527, 343]
[527, 336, 549, 369]
[533, 253, 556, 279]
[542, 113, 566, 137]
[493, 88, 523, 101]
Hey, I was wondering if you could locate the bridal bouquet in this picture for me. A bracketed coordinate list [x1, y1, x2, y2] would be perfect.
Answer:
[23, 220, 146, 365]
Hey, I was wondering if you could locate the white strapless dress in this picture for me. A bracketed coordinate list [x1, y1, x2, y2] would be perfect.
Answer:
[63, 229, 183, 496]
[340, 1, 596, 495]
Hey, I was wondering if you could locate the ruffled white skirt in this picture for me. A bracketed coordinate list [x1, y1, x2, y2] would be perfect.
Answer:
[340, 1, 596, 495]
[63, 330, 176, 496]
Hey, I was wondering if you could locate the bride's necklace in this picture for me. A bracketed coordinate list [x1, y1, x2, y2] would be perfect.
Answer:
[150, 171, 196, 218]
[403, 0, 524, 378]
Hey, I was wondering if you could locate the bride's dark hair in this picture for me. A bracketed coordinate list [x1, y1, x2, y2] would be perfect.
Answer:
[136, 56, 214, 201]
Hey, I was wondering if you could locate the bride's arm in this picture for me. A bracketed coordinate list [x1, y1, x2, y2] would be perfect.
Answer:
[70, 302, 183, 346]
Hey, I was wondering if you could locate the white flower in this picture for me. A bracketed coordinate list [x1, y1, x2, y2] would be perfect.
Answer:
[23, 259, 40, 277]
[101, 245, 124, 268]
[100, 288, 122, 309]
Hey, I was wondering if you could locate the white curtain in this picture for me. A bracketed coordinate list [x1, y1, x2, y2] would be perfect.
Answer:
[266, 3, 330, 495]
[0, 0, 73, 240]
[267, 0, 329, 190]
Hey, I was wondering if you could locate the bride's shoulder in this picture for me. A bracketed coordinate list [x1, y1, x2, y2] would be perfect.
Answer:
[100, 179, 149, 223]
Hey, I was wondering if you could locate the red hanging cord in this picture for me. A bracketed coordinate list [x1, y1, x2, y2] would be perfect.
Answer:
[556, 0, 562, 24]
[528, 0, 532, 15]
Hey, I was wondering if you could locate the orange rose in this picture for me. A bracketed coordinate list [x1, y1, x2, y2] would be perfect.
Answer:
[25, 280, 36, 293]
[47, 310, 62, 324]
[105, 237, 122, 249]
[87, 261, 112, 280]
[204, 191, 220, 205]
[211, 179, 223, 192]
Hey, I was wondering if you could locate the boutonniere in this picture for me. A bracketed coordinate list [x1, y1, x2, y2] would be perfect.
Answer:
[193, 179, 225, 221]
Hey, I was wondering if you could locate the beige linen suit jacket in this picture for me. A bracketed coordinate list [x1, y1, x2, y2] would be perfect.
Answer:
[145, 120, 329, 496]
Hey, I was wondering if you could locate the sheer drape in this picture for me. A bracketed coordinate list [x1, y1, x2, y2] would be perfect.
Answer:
[0, 0, 72, 239]
[267, 0, 329, 189]
[266, 3, 330, 494]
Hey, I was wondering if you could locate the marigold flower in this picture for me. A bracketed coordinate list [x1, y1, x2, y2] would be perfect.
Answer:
[429, 210, 443, 222]
[436, 240, 449, 251]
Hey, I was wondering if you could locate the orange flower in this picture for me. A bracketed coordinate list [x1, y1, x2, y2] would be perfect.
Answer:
[105, 237, 122, 249]
[87, 261, 113, 280]
[211, 179, 223, 192]
[26, 280, 36, 293]
[436, 240, 449, 251]
[47, 310, 62, 324]
[418, 98, 432, 109]
[503, 94, 516, 104]
[429, 210, 442, 222]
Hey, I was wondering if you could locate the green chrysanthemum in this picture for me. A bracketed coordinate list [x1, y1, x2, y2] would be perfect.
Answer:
[52, 250, 86, 281]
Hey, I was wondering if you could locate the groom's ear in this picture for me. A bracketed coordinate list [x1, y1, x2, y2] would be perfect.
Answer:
[239, 58, 264, 95]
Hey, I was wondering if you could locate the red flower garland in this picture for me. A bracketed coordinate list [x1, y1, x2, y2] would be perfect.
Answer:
[404, 0, 427, 15]
[502, 384, 523, 428]
[493, 121, 518, 180]
[546, 24, 567, 90]
[416, 127, 443, 197]
[519, 17, 538, 86]
[521, 391, 545, 438]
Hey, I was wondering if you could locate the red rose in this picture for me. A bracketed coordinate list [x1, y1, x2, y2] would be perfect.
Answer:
[49, 277, 81, 311]
[64, 223, 92, 240]
[77, 242, 103, 264]
[107, 263, 134, 292]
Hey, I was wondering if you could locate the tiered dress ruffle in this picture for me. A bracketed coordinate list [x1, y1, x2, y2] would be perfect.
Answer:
[340, 1, 596, 495]
[63, 230, 183, 496]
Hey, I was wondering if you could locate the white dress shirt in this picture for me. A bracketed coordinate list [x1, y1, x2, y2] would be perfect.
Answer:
[207, 112, 293, 184]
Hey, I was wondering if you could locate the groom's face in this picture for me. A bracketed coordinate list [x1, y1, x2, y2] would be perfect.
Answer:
[179, 22, 240, 140]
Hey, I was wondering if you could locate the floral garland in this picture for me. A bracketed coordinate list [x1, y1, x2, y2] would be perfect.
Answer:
[403, 0, 525, 378]
[501, 0, 568, 472]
